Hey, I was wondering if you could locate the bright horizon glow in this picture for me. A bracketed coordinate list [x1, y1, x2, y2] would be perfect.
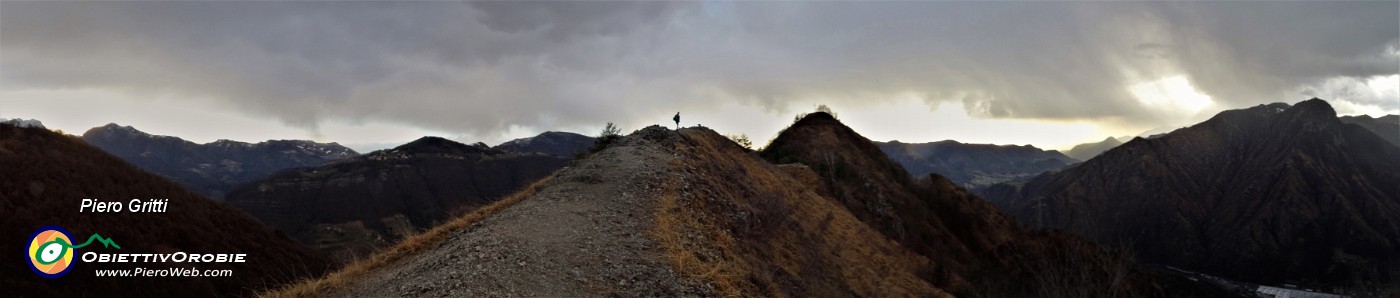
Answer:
[828, 97, 1118, 151]
[1129, 76, 1216, 122]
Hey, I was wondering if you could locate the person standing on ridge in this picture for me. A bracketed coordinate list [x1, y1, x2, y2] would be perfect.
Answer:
[673, 112, 680, 130]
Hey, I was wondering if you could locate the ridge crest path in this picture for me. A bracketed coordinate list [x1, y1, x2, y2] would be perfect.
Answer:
[333, 128, 711, 297]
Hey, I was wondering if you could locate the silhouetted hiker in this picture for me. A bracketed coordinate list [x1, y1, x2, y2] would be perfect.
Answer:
[673, 112, 680, 130]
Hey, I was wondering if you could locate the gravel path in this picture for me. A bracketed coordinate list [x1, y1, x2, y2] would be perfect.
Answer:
[333, 127, 711, 297]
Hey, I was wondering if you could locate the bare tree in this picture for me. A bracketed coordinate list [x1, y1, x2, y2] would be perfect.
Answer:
[815, 104, 837, 119]
[728, 134, 752, 149]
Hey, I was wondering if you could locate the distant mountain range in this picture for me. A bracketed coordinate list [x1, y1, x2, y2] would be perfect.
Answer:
[1340, 114, 1399, 147]
[1063, 136, 1123, 161]
[82, 124, 358, 199]
[980, 99, 1400, 290]
[0, 124, 330, 297]
[492, 131, 594, 157]
[225, 136, 572, 262]
[875, 140, 1078, 187]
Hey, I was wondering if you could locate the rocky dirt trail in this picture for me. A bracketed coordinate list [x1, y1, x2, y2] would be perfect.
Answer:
[332, 126, 712, 297]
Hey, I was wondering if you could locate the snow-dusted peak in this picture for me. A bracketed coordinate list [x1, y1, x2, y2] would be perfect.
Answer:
[0, 118, 46, 129]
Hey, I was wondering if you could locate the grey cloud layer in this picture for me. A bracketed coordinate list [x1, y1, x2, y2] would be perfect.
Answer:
[2, 1, 1395, 135]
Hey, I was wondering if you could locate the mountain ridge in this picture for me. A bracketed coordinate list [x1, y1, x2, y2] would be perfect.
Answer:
[492, 131, 594, 157]
[226, 134, 571, 263]
[1064, 136, 1123, 161]
[82, 123, 357, 199]
[876, 139, 1077, 187]
[980, 98, 1400, 291]
[1340, 114, 1400, 147]
[0, 118, 45, 128]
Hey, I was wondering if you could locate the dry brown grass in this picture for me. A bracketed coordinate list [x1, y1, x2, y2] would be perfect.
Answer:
[260, 174, 555, 298]
[759, 113, 1179, 297]
[653, 178, 749, 297]
[649, 128, 949, 297]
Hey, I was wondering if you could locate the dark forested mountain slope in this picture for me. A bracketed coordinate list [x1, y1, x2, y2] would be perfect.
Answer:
[1340, 114, 1399, 147]
[981, 99, 1400, 288]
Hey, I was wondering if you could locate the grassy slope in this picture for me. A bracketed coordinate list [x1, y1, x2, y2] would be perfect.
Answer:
[653, 128, 948, 297]
[261, 175, 553, 297]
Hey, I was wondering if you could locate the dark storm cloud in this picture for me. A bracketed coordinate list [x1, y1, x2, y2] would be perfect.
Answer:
[708, 1, 1397, 120]
[1, 1, 1395, 136]
[0, 1, 692, 134]
[1146, 2, 1399, 107]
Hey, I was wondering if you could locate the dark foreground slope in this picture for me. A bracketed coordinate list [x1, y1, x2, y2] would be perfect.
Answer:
[225, 136, 570, 263]
[762, 112, 1178, 297]
[0, 124, 331, 297]
[982, 99, 1400, 291]
[83, 124, 357, 199]
[876, 140, 1077, 187]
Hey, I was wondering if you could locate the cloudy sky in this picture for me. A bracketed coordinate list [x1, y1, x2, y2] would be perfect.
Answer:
[2, 1, 1396, 152]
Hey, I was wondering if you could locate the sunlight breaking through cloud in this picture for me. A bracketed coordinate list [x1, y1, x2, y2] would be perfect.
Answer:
[1129, 76, 1216, 121]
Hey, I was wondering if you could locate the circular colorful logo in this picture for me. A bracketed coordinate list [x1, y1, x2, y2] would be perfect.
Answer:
[28, 226, 75, 278]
